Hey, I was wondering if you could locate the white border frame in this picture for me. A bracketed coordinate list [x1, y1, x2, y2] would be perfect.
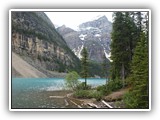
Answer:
[9, 9, 151, 111]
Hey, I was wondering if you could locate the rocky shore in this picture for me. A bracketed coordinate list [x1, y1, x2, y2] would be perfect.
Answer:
[47, 90, 125, 109]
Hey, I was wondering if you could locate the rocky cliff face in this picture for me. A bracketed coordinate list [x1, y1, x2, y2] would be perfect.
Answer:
[57, 15, 112, 62]
[11, 12, 80, 76]
[57, 25, 83, 51]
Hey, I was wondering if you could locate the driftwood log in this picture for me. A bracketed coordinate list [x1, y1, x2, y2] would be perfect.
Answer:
[101, 100, 113, 108]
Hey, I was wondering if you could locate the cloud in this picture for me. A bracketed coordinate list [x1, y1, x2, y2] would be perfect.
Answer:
[45, 12, 113, 30]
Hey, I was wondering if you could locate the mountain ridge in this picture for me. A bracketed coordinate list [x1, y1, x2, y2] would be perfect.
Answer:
[57, 15, 112, 62]
[11, 12, 80, 77]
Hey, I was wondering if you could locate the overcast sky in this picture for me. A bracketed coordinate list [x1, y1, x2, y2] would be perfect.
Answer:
[45, 12, 113, 30]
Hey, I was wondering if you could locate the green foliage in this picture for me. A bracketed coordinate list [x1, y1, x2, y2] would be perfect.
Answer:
[102, 54, 110, 79]
[65, 71, 80, 90]
[124, 32, 149, 109]
[58, 63, 66, 73]
[73, 90, 90, 98]
[97, 85, 109, 95]
[123, 91, 138, 108]
[12, 24, 52, 43]
[107, 79, 123, 91]
[87, 60, 104, 78]
[81, 59, 110, 78]
[81, 47, 89, 88]
[76, 82, 91, 90]
[73, 90, 102, 101]
[90, 91, 103, 101]
[97, 78, 123, 96]
[111, 12, 139, 81]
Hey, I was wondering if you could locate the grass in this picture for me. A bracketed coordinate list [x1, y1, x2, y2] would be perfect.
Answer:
[73, 89, 103, 101]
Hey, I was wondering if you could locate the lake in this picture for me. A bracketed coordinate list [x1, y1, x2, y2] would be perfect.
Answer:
[11, 78, 107, 109]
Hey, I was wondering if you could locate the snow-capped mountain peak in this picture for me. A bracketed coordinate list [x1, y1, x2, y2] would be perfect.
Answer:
[91, 15, 107, 21]
[56, 15, 112, 62]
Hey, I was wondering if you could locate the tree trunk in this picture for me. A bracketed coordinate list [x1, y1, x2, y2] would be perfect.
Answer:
[121, 63, 125, 87]
[85, 77, 87, 89]
[106, 73, 108, 84]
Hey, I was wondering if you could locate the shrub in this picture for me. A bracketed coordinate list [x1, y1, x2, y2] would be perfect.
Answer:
[97, 85, 110, 95]
[123, 87, 149, 109]
[76, 82, 91, 90]
[107, 79, 123, 92]
[90, 91, 103, 101]
[73, 90, 90, 98]
[96, 79, 123, 96]
[65, 71, 80, 90]
[123, 91, 138, 108]
[73, 90, 103, 101]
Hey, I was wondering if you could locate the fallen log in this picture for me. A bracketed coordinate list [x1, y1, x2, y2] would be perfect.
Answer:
[101, 100, 113, 108]
[87, 103, 99, 108]
[69, 99, 82, 108]
[49, 96, 64, 99]
[64, 99, 69, 106]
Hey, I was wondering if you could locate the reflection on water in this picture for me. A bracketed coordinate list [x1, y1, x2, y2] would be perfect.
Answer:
[11, 78, 107, 108]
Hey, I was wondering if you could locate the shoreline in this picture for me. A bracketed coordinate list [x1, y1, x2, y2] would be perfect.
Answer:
[45, 90, 113, 108]
[11, 78, 125, 108]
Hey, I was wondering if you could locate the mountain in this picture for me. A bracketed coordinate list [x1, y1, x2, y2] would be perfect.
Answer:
[56, 25, 83, 51]
[11, 12, 80, 77]
[12, 52, 47, 78]
[56, 15, 112, 62]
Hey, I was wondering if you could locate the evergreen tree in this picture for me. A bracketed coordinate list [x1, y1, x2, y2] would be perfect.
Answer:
[135, 12, 143, 38]
[81, 47, 89, 89]
[111, 12, 138, 86]
[124, 32, 149, 108]
[102, 54, 110, 83]
[111, 12, 125, 81]
[144, 12, 149, 43]
[110, 11, 149, 108]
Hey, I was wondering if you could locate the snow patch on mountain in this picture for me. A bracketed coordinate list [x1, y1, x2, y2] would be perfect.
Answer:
[57, 15, 112, 62]
[86, 27, 94, 30]
[79, 26, 102, 32]
[79, 34, 87, 40]
[78, 44, 84, 59]
[95, 34, 101, 37]
[104, 49, 112, 62]
[72, 44, 84, 59]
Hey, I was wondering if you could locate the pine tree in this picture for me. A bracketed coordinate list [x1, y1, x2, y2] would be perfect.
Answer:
[135, 12, 143, 38]
[102, 54, 110, 83]
[111, 12, 125, 81]
[144, 12, 149, 43]
[110, 11, 149, 108]
[110, 12, 138, 86]
[81, 47, 89, 89]
[124, 32, 149, 108]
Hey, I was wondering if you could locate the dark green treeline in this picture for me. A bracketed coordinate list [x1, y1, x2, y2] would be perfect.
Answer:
[110, 11, 149, 108]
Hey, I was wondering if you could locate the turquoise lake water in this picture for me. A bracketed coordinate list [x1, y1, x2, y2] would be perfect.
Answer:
[11, 78, 107, 108]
